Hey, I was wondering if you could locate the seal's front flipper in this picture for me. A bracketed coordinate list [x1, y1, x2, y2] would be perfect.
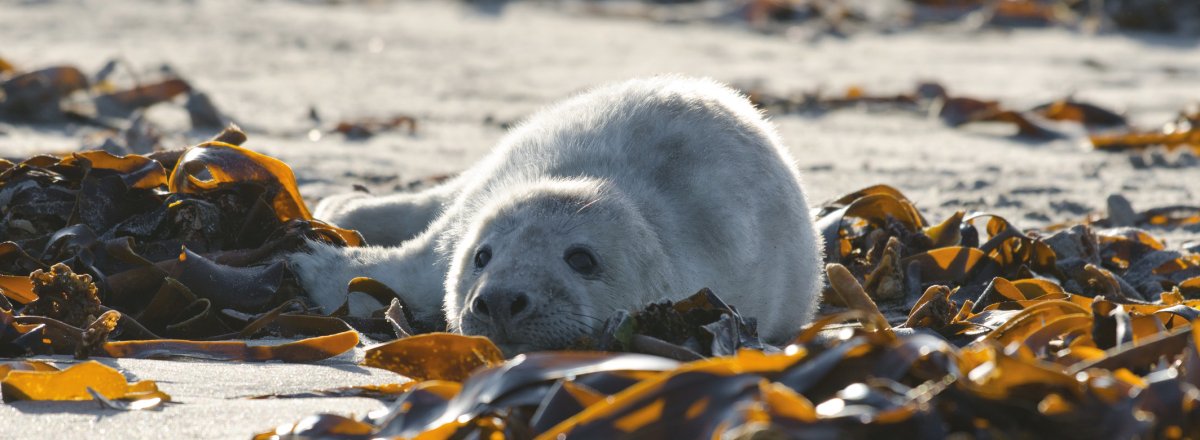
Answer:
[286, 239, 448, 326]
[314, 178, 463, 247]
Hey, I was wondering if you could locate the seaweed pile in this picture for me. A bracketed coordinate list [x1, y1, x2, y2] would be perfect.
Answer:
[0, 126, 369, 354]
[1, 133, 1198, 436]
[0, 129, 378, 405]
[259, 186, 1200, 439]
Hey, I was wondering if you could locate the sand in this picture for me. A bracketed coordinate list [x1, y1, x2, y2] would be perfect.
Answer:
[0, 348, 405, 439]
[1, 0, 1199, 438]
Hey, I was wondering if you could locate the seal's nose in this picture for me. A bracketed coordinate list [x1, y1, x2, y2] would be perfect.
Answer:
[470, 289, 532, 328]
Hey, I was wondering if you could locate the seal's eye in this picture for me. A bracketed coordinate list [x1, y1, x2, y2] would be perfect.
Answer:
[564, 247, 598, 275]
[474, 247, 492, 269]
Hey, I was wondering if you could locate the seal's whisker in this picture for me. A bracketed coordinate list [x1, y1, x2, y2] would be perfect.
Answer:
[566, 311, 603, 323]
[561, 316, 600, 328]
[560, 315, 598, 331]
[562, 218, 588, 234]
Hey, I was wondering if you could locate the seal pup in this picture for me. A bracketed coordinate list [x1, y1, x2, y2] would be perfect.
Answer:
[289, 76, 823, 353]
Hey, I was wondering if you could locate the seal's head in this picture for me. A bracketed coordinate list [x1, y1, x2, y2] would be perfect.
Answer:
[445, 178, 672, 355]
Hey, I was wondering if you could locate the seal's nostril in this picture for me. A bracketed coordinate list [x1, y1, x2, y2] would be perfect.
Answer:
[473, 297, 490, 317]
[510, 293, 529, 317]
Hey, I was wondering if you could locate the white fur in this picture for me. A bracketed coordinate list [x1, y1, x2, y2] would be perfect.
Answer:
[290, 76, 823, 350]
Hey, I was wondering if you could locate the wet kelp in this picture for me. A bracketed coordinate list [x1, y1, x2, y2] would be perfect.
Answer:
[0, 127, 365, 368]
[0, 360, 169, 409]
[3, 127, 1199, 434]
[261, 185, 1200, 439]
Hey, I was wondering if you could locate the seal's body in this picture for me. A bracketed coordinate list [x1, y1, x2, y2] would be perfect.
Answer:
[290, 76, 823, 353]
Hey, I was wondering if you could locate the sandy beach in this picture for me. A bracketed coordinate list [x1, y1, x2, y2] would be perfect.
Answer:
[2, 0, 1199, 437]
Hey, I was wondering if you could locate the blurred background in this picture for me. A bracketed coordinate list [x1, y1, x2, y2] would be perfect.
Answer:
[1, 0, 1198, 242]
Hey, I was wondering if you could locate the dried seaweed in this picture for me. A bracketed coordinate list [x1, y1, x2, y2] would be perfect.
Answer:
[0, 66, 89, 121]
[744, 82, 1083, 141]
[1090, 106, 1200, 155]
[333, 115, 418, 140]
[0, 58, 230, 149]
[579, 0, 1199, 35]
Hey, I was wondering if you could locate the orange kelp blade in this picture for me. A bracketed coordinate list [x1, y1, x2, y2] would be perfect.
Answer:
[363, 333, 504, 382]
[58, 150, 167, 190]
[101, 330, 358, 362]
[168, 141, 312, 221]
[0, 275, 36, 304]
[249, 382, 421, 400]
[167, 140, 363, 246]
[1033, 99, 1126, 127]
[538, 349, 811, 439]
[0, 308, 47, 356]
[1091, 128, 1200, 152]
[901, 246, 997, 285]
[253, 381, 462, 439]
[95, 78, 191, 115]
[0, 360, 59, 378]
[396, 352, 681, 437]
[0, 360, 169, 404]
[254, 414, 377, 440]
[815, 189, 925, 260]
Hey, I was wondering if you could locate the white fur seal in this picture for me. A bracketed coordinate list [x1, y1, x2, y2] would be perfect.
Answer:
[289, 76, 823, 353]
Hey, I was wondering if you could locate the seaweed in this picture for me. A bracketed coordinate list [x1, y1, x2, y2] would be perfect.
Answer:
[258, 184, 1200, 439]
